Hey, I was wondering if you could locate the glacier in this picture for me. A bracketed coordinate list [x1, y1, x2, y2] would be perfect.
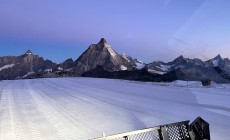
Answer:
[0, 78, 229, 140]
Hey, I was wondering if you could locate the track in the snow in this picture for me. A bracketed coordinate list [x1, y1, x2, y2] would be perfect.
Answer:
[0, 78, 229, 140]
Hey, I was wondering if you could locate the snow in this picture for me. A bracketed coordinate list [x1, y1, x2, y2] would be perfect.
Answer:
[212, 60, 219, 67]
[106, 44, 117, 58]
[57, 67, 64, 71]
[121, 53, 130, 62]
[159, 65, 171, 71]
[0, 64, 15, 71]
[135, 60, 145, 69]
[44, 69, 52, 73]
[26, 52, 32, 55]
[65, 68, 73, 72]
[135, 62, 145, 69]
[120, 54, 145, 70]
[174, 65, 185, 69]
[0, 78, 229, 140]
[148, 65, 171, 74]
[21, 71, 35, 78]
[148, 69, 166, 75]
[120, 65, 128, 70]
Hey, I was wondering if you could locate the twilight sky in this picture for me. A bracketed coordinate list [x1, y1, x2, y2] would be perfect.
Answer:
[0, 0, 230, 63]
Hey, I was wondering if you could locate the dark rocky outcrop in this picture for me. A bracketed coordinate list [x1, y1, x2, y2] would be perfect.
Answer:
[82, 65, 178, 82]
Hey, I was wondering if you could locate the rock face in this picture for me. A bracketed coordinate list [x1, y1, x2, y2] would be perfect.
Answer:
[73, 38, 134, 75]
[0, 50, 57, 80]
[58, 58, 74, 71]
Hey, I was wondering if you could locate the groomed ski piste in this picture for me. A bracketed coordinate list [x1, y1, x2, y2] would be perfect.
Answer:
[0, 78, 229, 140]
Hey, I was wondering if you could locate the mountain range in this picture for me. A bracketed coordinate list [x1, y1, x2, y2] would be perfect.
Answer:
[0, 38, 230, 83]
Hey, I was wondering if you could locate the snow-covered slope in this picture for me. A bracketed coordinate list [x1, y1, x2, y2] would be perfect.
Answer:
[121, 53, 146, 69]
[0, 78, 229, 140]
[0, 64, 15, 71]
[134, 60, 145, 69]
[147, 69, 167, 75]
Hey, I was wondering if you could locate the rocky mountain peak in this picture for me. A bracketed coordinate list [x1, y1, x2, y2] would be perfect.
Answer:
[98, 38, 107, 44]
[96, 38, 108, 48]
[73, 38, 134, 75]
[213, 54, 222, 60]
[178, 55, 184, 59]
[94, 38, 118, 59]
[96, 38, 112, 50]
[172, 55, 187, 64]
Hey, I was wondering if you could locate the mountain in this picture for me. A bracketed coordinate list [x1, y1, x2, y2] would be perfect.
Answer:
[0, 50, 57, 80]
[121, 53, 146, 69]
[72, 38, 134, 75]
[203, 54, 230, 75]
[147, 61, 170, 75]
[58, 58, 74, 70]
[146, 54, 230, 83]
[0, 38, 229, 83]
[0, 38, 141, 80]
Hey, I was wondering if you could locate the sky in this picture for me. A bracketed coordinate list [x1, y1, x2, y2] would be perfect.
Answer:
[0, 0, 230, 63]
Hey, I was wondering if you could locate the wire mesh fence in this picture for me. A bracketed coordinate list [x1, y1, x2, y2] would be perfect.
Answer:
[94, 117, 210, 140]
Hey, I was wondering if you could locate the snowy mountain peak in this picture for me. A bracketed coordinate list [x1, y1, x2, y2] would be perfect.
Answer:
[25, 50, 33, 55]
[95, 38, 118, 57]
[210, 54, 223, 67]
[96, 38, 118, 58]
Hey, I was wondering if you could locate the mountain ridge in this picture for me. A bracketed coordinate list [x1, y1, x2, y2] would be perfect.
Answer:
[0, 38, 230, 83]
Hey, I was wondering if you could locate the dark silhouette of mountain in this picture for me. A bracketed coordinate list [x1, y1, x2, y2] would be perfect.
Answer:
[82, 65, 178, 82]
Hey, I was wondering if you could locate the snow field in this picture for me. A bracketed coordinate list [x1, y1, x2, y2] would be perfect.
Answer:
[0, 78, 229, 140]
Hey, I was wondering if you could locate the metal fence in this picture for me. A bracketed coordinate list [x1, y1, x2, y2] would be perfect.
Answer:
[94, 117, 210, 140]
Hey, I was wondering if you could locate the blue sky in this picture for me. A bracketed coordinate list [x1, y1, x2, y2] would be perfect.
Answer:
[0, 0, 230, 63]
